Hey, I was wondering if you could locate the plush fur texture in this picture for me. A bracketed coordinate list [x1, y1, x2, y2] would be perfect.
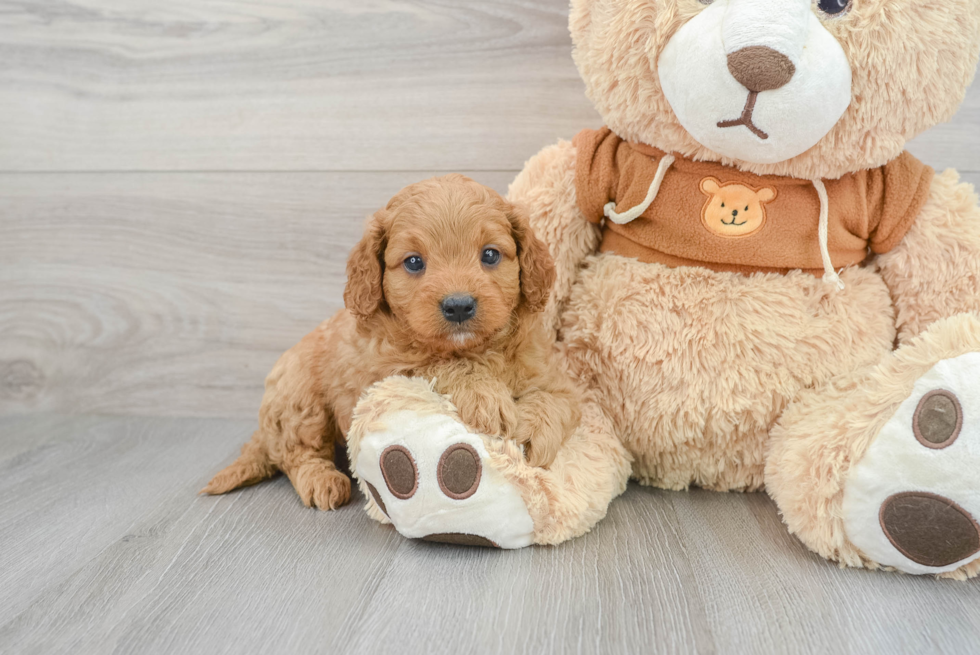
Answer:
[559, 255, 895, 491]
[657, 0, 852, 164]
[205, 0, 980, 573]
[347, 375, 632, 545]
[511, 141, 980, 573]
[508, 140, 601, 336]
[876, 170, 980, 343]
[204, 175, 581, 508]
[766, 314, 980, 580]
[497, 0, 980, 574]
[570, 0, 980, 179]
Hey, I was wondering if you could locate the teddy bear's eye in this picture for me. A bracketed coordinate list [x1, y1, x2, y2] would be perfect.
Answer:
[721, 202, 725, 208]
[745, 206, 749, 211]
[817, 0, 850, 16]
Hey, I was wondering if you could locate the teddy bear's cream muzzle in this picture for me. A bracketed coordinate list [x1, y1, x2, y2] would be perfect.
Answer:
[658, 0, 852, 165]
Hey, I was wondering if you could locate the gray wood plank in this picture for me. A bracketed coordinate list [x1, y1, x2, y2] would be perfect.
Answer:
[671, 491, 980, 654]
[3, 0, 973, 175]
[3, 414, 980, 655]
[3, 169, 979, 421]
[0, 0, 600, 172]
[2, 1, 980, 653]
[344, 486, 717, 655]
[0, 171, 514, 419]
[907, 79, 980, 175]
[958, 171, 980, 190]
[0, 413, 95, 465]
[0, 413, 256, 620]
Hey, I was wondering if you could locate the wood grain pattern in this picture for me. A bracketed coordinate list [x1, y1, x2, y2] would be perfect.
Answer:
[1, 0, 977, 419]
[3, 171, 978, 420]
[0, 171, 514, 418]
[2, 0, 980, 652]
[0, 0, 600, 172]
[907, 80, 980, 176]
[1, 0, 975, 174]
[3, 415, 980, 655]
[0, 414, 255, 620]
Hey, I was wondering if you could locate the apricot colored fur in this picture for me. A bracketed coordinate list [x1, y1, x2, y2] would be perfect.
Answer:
[203, 175, 580, 508]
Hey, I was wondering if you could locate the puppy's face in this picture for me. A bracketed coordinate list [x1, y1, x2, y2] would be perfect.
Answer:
[383, 199, 519, 348]
[344, 175, 555, 351]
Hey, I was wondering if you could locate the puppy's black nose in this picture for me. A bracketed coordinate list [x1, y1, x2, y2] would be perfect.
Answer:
[441, 294, 477, 323]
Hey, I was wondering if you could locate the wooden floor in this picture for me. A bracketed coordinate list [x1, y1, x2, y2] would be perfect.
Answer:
[2, 1, 980, 653]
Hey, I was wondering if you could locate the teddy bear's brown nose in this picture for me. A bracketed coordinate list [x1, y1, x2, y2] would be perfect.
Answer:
[726, 46, 796, 93]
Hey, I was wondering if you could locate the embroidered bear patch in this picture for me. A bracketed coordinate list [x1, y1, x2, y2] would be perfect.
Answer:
[699, 177, 777, 238]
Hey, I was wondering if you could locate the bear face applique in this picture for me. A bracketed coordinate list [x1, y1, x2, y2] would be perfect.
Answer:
[699, 177, 777, 238]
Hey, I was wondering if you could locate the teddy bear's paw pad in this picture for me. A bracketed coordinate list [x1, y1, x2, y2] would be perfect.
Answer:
[422, 533, 498, 548]
[380, 445, 418, 499]
[364, 481, 389, 518]
[878, 492, 979, 568]
[437, 443, 481, 499]
[843, 353, 980, 574]
[355, 410, 534, 549]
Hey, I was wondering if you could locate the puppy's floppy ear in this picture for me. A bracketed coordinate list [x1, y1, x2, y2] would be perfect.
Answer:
[344, 210, 388, 320]
[506, 201, 555, 313]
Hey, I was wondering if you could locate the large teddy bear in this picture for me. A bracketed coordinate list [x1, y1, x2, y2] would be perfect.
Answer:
[351, 0, 980, 579]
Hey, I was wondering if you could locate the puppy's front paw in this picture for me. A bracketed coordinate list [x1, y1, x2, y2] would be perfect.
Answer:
[291, 463, 351, 510]
[454, 395, 514, 438]
[470, 413, 504, 438]
[512, 418, 565, 469]
[522, 435, 561, 469]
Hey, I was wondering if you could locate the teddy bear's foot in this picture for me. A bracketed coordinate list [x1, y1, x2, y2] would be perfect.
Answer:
[767, 313, 980, 578]
[354, 407, 535, 549]
[842, 350, 980, 575]
[346, 376, 632, 548]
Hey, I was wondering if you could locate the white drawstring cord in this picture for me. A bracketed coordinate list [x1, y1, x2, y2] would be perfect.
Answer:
[811, 178, 845, 290]
[603, 155, 675, 225]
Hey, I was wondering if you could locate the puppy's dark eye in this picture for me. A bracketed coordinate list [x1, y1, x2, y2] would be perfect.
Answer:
[817, 0, 850, 15]
[403, 255, 425, 274]
[481, 248, 501, 267]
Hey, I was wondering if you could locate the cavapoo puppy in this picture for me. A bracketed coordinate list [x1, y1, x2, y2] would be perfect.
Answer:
[203, 174, 581, 509]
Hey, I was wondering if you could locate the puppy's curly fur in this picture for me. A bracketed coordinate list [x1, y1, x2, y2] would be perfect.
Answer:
[203, 174, 581, 509]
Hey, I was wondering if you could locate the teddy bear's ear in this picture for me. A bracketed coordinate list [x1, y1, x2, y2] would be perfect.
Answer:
[699, 177, 721, 195]
[756, 187, 777, 203]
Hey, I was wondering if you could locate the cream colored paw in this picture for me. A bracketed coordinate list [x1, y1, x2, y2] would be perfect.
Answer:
[843, 353, 980, 574]
[354, 409, 534, 549]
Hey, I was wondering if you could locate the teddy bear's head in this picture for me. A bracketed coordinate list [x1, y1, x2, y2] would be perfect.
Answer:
[571, 0, 980, 179]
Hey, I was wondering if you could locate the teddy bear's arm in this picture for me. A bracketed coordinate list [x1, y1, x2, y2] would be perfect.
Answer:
[508, 140, 601, 334]
[876, 170, 980, 344]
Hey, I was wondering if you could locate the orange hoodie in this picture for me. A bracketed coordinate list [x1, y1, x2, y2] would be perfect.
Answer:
[574, 127, 934, 276]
